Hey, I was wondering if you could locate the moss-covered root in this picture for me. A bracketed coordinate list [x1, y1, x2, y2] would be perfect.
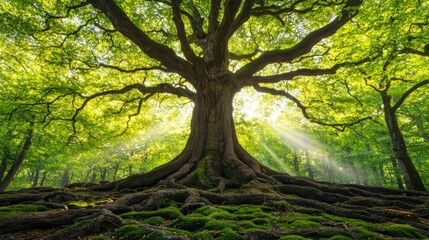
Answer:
[42, 209, 123, 240]
[115, 224, 189, 240]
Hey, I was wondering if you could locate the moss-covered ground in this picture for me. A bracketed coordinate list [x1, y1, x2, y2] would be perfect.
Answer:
[1, 189, 427, 240]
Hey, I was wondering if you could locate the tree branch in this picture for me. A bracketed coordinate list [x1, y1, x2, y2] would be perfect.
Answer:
[208, 0, 221, 34]
[242, 57, 372, 85]
[212, 0, 243, 66]
[235, 0, 363, 80]
[86, 0, 194, 81]
[253, 84, 371, 131]
[171, 0, 198, 62]
[97, 63, 168, 73]
[400, 47, 429, 57]
[231, 0, 256, 33]
[70, 83, 196, 133]
[392, 79, 429, 112]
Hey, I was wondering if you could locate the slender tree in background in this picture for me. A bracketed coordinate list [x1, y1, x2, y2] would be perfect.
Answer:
[363, 72, 428, 191]
[0, 122, 34, 192]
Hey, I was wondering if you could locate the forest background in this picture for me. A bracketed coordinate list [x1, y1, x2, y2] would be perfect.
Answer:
[1, 0, 428, 192]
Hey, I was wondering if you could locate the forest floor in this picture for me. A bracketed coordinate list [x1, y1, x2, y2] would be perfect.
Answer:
[0, 175, 429, 240]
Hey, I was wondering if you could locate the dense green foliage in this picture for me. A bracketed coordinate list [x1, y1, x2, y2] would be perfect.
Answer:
[0, 0, 428, 191]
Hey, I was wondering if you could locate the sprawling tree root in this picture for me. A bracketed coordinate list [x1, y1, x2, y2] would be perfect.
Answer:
[1, 176, 428, 239]
[1, 151, 428, 239]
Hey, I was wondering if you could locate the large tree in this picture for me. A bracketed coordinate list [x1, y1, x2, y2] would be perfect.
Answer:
[15, 0, 374, 190]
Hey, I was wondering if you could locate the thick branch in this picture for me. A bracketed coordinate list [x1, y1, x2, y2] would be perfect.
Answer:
[87, 0, 194, 81]
[231, 0, 256, 33]
[242, 57, 372, 86]
[250, 0, 333, 18]
[400, 47, 429, 57]
[71, 83, 195, 132]
[208, 0, 221, 34]
[171, 0, 198, 62]
[235, 0, 363, 79]
[97, 63, 168, 73]
[392, 79, 429, 112]
[213, 0, 243, 66]
[253, 84, 370, 131]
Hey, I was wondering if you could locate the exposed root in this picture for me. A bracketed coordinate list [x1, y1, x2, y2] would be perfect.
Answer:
[1, 150, 428, 239]
[41, 209, 123, 240]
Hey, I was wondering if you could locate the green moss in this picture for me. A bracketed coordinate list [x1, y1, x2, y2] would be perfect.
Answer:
[325, 236, 353, 240]
[193, 206, 220, 216]
[279, 235, 311, 240]
[321, 214, 371, 228]
[218, 205, 260, 214]
[164, 228, 192, 237]
[382, 223, 424, 239]
[289, 219, 323, 229]
[90, 234, 108, 240]
[293, 206, 324, 215]
[143, 216, 165, 225]
[204, 219, 233, 231]
[215, 227, 245, 240]
[193, 230, 213, 239]
[114, 224, 153, 239]
[185, 152, 220, 188]
[121, 205, 183, 220]
[354, 228, 383, 239]
[65, 201, 95, 209]
[0, 204, 50, 219]
[251, 218, 272, 225]
[178, 216, 210, 231]
[208, 210, 235, 220]
[237, 220, 263, 230]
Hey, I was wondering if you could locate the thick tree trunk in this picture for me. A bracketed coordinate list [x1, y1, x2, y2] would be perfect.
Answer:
[381, 93, 426, 191]
[0, 124, 34, 193]
[109, 80, 279, 190]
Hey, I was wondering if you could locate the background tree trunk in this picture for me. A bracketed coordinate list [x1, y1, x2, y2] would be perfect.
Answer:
[40, 171, 47, 187]
[390, 155, 404, 190]
[61, 164, 70, 187]
[349, 161, 360, 184]
[0, 123, 34, 193]
[382, 93, 426, 191]
[32, 167, 40, 188]
[293, 149, 300, 173]
[305, 150, 314, 179]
